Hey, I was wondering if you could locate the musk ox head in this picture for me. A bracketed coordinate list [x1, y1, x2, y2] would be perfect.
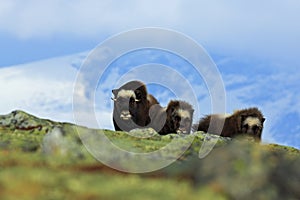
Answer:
[236, 107, 265, 140]
[166, 100, 194, 134]
[111, 80, 151, 131]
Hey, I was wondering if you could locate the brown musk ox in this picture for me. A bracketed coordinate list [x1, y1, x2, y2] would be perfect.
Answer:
[194, 107, 265, 141]
[111, 80, 159, 132]
[149, 100, 194, 135]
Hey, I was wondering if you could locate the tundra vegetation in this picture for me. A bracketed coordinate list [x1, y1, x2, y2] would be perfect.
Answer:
[0, 110, 299, 200]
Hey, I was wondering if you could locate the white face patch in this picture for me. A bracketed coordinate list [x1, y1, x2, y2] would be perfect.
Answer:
[177, 109, 191, 119]
[117, 89, 136, 99]
[243, 117, 261, 127]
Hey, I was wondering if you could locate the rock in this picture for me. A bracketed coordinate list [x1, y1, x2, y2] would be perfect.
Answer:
[42, 126, 66, 155]
[129, 127, 160, 138]
[42, 126, 84, 159]
[0, 110, 55, 134]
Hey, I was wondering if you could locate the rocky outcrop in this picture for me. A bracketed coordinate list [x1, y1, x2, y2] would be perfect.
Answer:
[0, 110, 57, 133]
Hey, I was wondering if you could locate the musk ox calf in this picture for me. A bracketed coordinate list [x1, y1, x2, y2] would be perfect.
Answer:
[112, 80, 159, 132]
[149, 100, 194, 135]
[194, 107, 265, 141]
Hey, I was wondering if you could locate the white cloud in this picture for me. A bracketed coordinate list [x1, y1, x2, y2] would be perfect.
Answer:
[0, 0, 181, 38]
[0, 59, 72, 116]
[1, 1, 299, 57]
[0, 0, 299, 74]
[0, 52, 117, 130]
[0, 49, 299, 148]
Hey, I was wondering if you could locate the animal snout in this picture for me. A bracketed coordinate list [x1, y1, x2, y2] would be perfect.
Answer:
[177, 125, 188, 134]
[176, 119, 190, 134]
[177, 129, 187, 134]
[120, 110, 132, 120]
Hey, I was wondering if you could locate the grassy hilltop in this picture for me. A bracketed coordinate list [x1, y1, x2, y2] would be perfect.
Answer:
[0, 110, 299, 200]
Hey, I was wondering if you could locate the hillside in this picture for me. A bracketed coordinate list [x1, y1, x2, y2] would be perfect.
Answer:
[0, 110, 299, 200]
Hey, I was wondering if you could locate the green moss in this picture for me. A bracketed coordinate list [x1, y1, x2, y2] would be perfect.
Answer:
[265, 143, 300, 156]
[0, 110, 299, 199]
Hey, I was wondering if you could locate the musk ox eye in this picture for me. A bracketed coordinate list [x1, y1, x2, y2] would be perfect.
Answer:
[175, 115, 181, 122]
[243, 124, 249, 129]
[135, 91, 142, 100]
[129, 97, 136, 104]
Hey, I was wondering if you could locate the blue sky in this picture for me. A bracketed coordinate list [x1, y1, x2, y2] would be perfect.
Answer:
[0, 1, 299, 148]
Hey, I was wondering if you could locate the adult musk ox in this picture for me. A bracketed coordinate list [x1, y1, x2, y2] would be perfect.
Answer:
[194, 107, 265, 141]
[111, 80, 159, 132]
[149, 100, 194, 135]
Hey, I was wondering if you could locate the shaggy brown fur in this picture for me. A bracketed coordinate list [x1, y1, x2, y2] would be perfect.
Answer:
[194, 107, 265, 141]
[112, 80, 159, 131]
[149, 100, 194, 135]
